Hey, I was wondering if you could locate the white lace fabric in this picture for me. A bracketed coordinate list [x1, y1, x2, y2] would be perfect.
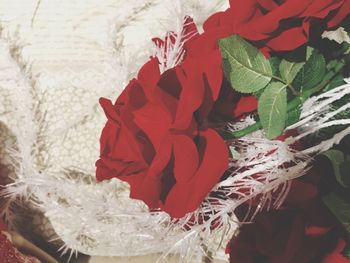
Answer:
[0, 0, 229, 259]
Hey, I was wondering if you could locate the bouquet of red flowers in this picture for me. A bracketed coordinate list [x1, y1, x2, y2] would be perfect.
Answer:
[96, 0, 350, 262]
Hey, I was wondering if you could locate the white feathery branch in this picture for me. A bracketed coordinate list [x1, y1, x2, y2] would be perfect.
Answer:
[0, 26, 44, 215]
[287, 79, 350, 153]
[164, 79, 350, 261]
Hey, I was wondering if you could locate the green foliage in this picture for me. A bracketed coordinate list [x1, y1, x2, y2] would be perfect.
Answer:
[279, 60, 304, 85]
[342, 244, 350, 259]
[343, 136, 350, 154]
[323, 193, 350, 236]
[219, 35, 272, 93]
[286, 107, 301, 127]
[324, 74, 346, 92]
[340, 161, 350, 188]
[219, 33, 347, 139]
[292, 48, 326, 92]
[322, 150, 350, 189]
[258, 82, 287, 139]
[270, 57, 281, 77]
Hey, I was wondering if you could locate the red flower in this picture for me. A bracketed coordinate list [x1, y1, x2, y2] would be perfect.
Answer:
[228, 163, 350, 263]
[228, 204, 345, 263]
[204, 0, 350, 54]
[213, 79, 258, 119]
[323, 239, 350, 263]
[96, 20, 230, 218]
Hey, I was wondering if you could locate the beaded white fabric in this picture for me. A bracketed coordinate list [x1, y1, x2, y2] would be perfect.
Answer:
[0, 0, 229, 258]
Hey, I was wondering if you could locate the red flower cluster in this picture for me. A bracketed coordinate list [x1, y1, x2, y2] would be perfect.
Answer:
[96, 0, 350, 222]
[204, 0, 350, 54]
[96, 19, 230, 218]
[228, 163, 350, 263]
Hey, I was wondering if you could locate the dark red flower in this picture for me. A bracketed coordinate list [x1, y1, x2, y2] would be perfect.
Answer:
[204, 0, 350, 54]
[96, 19, 230, 218]
[323, 239, 350, 263]
[228, 203, 344, 263]
[228, 161, 350, 263]
[212, 79, 258, 119]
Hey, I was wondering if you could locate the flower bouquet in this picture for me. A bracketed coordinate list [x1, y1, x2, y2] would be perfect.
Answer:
[95, 0, 350, 262]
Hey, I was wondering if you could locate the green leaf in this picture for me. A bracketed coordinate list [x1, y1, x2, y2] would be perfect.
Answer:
[306, 46, 314, 59]
[279, 60, 305, 85]
[323, 193, 350, 236]
[340, 161, 350, 188]
[258, 82, 288, 139]
[219, 35, 272, 93]
[342, 244, 350, 259]
[344, 135, 350, 151]
[286, 107, 301, 127]
[292, 48, 326, 92]
[270, 57, 281, 77]
[324, 74, 346, 92]
[322, 150, 350, 189]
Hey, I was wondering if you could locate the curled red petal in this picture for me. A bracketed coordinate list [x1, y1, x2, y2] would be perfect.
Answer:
[266, 26, 308, 51]
[233, 96, 258, 118]
[173, 135, 199, 183]
[327, 0, 350, 28]
[161, 129, 228, 218]
[133, 102, 172, 150]
[322, 239, 350, 263]
[137, 57, 161, 97]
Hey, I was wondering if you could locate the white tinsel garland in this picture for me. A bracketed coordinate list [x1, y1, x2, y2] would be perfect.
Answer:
[1, 0, 350, 262]
[0, 0, 229, 261]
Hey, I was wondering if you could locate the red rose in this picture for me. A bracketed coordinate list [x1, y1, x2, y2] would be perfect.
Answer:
[228, 161, 350, 263]
[228, 203, 344, 263]
[212, 79, 258, 119]
[96, 22, 230, 217]
[204, 0, 350, 54]
[323, 239, 350, 263]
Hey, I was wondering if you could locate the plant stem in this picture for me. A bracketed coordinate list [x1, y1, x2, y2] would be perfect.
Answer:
[230, 122, 262, 138]
[230, 58, 346, 138]
[271, 75, 300, 96]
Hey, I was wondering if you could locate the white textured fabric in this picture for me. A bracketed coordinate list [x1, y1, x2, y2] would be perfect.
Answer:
[0, 0, 228, 259]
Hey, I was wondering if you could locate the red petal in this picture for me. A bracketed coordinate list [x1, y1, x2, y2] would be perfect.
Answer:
[323, 239, 350, 263]
[133, 102, 172, 150]
[173, 135, 199, 183]
[283, 215, 305, 261]
[162, 129, 228, 217]
[266, 27, 307, 51]
[130, 175, 162, 208]
[152, 37, 163, 48]
[99, 98, 121, 125]
[305, 226, 331, 236]
[327, 1, 350, 28]
[147, 138, 172, 179]
[173, 66, 204, 129]
[229, 0, 262, 24]
[284, 179, 318, 207]
[303, 0, 343, 19]
[233, 96, 258, 117]
[182, 16, 199, 40]
[99, 99, 146, 162]
[257, 0, 279, 10]
[137, 58, 161, 97]
[203, 12, 228, 31]
[250, 0, 312, 33]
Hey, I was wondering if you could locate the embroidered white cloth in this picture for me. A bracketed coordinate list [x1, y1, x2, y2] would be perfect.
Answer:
[0, 0, 229, 259]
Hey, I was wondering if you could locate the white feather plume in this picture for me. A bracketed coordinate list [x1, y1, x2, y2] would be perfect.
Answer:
[2, 1, 350, 262]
